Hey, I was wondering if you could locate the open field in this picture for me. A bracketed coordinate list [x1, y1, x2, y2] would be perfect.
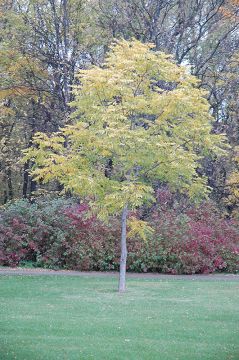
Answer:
[0, 275, 238, 360]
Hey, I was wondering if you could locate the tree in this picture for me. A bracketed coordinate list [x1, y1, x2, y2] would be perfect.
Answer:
[95, 0, 239, 72]
[226, 147, 239, 217]
[201, 51, 239, 205]
[0, 44, 48, 202]
[0, 0, 105, 202]
[24, 39, 224, 291]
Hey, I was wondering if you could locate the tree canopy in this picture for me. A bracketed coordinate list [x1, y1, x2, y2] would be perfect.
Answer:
[25, 38, 226, 217]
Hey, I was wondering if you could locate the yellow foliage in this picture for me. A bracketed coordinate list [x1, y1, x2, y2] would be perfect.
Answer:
[128, 217, 154, 241]
[227, 147, 239, 208]
[24, 39, 226, 228]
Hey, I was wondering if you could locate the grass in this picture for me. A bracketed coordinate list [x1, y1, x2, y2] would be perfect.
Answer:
[0, 275, 238, 360]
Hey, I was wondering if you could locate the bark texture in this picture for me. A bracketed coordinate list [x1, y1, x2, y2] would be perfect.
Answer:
[118, 204, 128, 292]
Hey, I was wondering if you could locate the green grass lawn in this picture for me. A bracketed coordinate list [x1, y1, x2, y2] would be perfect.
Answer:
[0, 275, 238, 360]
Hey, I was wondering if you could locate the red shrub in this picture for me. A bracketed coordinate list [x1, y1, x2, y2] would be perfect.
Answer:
[0, 198, 238, 273]
[149, 201, 239, 274]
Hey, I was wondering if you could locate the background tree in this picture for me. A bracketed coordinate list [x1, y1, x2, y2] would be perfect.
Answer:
[24, 40, 225, 291]
[0, 0, 105, 201]
[227, 146, 239, 217]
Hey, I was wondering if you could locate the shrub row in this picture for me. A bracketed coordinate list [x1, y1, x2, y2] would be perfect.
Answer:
[0, 196, 238, 273]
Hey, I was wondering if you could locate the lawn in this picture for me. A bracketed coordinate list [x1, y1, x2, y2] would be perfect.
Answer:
[0, 275, 238, 360]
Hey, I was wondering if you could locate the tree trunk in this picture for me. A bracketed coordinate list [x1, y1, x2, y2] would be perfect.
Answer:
[118, 204, 128, 292]
[7, 168, 13, 200]
[30, 178, 37, 194]
[62, 0, 70, 106]
[22, 161, 29, 198]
